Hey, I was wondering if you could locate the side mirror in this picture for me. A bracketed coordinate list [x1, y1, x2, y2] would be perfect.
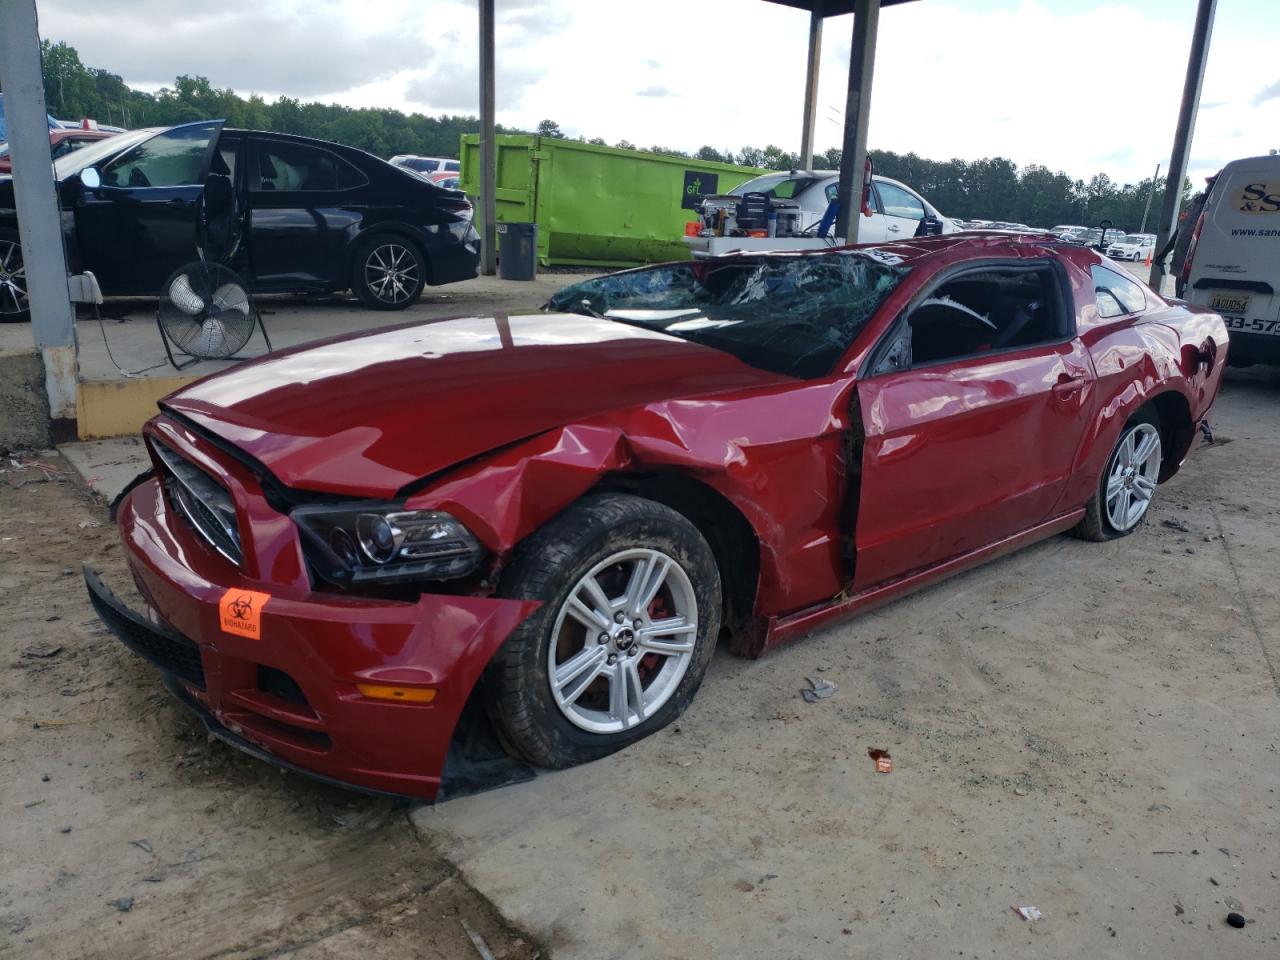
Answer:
[918, 215, 944, 237]
[79, 167, 101, 189]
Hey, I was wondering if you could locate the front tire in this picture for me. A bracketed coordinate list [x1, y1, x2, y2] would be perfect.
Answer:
[0, 228, 30, 323]
[350, 235, 425, 310]
[1074, 409, 1162, 541]
[483, 493, 721, 769]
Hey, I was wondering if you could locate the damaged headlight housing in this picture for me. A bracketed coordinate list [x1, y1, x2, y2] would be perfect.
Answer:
[292, 503, 483, 586]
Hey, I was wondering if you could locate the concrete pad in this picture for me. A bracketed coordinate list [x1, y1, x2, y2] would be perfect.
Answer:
[58, 435, 150, 502]
[412, 375, 1280, 959]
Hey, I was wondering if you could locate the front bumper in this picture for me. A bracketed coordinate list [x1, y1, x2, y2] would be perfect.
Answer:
[91, 462, 537, 802]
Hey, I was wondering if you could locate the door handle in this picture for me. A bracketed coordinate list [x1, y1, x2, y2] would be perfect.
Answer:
[165, 198, 190, 208]
[887, 224, 900, 233]
[1052, 375, 1087, 395]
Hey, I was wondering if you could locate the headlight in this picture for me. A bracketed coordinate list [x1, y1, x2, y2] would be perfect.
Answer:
[292, 503, 483, 586]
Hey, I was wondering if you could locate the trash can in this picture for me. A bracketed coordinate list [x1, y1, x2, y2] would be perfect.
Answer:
[497, 222, 537, 281]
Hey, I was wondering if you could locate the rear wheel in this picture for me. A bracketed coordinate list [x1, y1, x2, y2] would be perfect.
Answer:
[484, 494, 721, 768]
[0, 228, 30, 323]
[1074, 409, 1162, 541]
[350, 235, 425, 310]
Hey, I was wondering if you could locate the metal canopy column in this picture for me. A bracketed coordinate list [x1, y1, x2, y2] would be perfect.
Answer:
[799, 1, 824, 170]
[479, 0, 497, 276]
[834, 0, 880, 242]
[0, 0, 78, 439]
[1149, 0, 1216, 289]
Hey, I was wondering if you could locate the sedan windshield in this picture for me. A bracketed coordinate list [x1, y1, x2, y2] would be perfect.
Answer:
[53, 128, 157, 180]
[546, 251, 908, 378]
[729, 173, 823, 200]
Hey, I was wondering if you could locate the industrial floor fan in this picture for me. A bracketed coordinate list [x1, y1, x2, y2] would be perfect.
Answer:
[156, 260, 272, 370]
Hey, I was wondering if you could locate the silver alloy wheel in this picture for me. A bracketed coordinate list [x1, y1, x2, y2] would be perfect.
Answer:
[0, 239, 28, 316]
[1105, 422, 1161, 531]
[547, 548, 698, 734]
[364, 243, 420, 304]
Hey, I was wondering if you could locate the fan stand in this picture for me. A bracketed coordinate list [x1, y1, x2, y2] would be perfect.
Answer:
[157, 295, 273, 371]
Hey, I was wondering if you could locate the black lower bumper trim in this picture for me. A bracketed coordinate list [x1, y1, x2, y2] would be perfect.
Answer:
[158, 673, 420, 802]
[84, 565, 206, 689]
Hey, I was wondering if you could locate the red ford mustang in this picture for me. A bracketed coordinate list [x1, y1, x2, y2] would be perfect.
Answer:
[86, 233, 1228, 801]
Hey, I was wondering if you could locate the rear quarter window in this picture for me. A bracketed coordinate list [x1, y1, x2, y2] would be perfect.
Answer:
[1092, 265, 1148, 319]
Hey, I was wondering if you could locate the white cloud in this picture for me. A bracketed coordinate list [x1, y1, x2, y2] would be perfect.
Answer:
[35, 0, 1280, 184]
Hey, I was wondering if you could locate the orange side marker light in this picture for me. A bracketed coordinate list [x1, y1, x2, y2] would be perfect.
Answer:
[356, 683, 437, 703]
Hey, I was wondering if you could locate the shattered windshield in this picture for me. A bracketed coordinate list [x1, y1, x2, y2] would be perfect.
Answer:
[545, 251, 909, 378]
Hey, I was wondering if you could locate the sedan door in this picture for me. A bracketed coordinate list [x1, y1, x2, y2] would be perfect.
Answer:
[851, 260, 1095, 591]
[831, 181, 889, 243]
[874, 180, 928, 242]
[74, 121, 224, 294]
[245, 137, 367, 289]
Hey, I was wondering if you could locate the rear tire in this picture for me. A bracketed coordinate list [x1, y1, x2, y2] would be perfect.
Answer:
[483, 493, 721, 769]
[0, 228, 30, 323]
[1074, 408, 1162, 542]
[350, 235, 425, 311]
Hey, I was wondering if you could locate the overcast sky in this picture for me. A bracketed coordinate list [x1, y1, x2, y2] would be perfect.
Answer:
[36, 0, 1280, 186]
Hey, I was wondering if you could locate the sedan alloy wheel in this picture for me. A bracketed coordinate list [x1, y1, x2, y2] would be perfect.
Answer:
[1105, 421, 1161, 532]
[364, 242, 421, 306]
[0, 237, 29, 320]
[548, 548, 699, 734]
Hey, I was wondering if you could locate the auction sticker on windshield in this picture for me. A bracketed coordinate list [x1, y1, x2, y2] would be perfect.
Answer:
[1208, 292, 1251, 314]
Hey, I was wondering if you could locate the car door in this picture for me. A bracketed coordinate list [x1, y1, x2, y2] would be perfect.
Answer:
[246, 136, 367, 289]
[830, 181, 889, 242]
[874, 180, 928, 242]
[851, 259, 1095, 591]
[74, 121, 224, 294]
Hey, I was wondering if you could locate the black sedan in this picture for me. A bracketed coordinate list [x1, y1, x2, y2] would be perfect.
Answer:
[0, 121, 480, 320]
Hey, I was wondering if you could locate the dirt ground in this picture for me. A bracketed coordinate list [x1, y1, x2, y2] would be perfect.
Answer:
[0, 460, 540, 959]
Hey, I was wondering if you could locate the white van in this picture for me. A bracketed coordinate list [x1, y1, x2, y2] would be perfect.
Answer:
[1184, 155, 1280, 365]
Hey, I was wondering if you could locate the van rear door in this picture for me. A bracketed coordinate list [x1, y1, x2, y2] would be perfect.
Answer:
[1187, 157, 1280, 363]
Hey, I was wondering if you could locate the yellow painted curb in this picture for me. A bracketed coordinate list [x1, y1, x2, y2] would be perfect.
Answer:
[76, 376, 198, 439]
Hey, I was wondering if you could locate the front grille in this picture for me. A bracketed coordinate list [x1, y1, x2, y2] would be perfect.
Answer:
[153, 440, 243, 565]
[84, 568, 206, 689]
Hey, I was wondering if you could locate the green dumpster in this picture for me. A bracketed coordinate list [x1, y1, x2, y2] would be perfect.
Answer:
[459, 134, 764, 267]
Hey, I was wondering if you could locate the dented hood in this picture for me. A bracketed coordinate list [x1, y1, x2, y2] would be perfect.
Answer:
[161, 312, 788, 497]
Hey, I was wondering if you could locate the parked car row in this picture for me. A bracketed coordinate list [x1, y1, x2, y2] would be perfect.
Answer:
[0, 126, 119, 175]
[0, 122, 480, 320]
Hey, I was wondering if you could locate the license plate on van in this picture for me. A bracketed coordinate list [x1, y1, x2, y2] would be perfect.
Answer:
[1208, 292, 1251, 314]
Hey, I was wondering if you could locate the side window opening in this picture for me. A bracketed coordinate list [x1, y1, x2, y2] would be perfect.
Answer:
[1092, 265, 1148, 319]
[252, 141, 367, 192]
[876, 181, 926, 221]
[100, 124, 218, 188]
[884, 267, 1064, 370]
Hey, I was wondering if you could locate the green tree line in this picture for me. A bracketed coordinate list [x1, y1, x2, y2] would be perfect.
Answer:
[25, 40, 1186, 232]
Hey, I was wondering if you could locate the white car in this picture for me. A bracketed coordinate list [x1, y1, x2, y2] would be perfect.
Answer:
[389, 155, 460, 176]
[710, 170, 957, 242]
[1105, 234, 1156, 261]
